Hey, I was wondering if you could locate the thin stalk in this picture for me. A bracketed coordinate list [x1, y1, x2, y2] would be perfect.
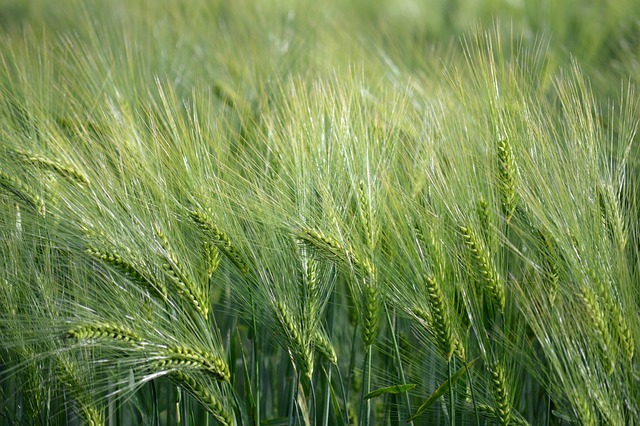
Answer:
[448, 359, 454, 426]
[309, 377, 317, 425]
[345, 319, 359, 405]
[251, 293, 260, 426]
[465, 361, 480, 426]
[384, 304, 413, 424]
[322, 365, 333, 426]
[288, 367, 299, 426]
[335, 360, 350, 424]
[358, 345, 372, 426]
[176, 386, 181, 426]
[150, 380, 159, 426]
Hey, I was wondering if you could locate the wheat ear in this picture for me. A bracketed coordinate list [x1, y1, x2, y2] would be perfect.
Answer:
[153, 345, 230, 382]
[11, 148, 90, 186]
[66, 323, 143, 343]
[154, 224, 209, 318]
[170, 371, 234, 426]
[459, 224, 505, 312]
[497, 138, 517, 221]
[86, 246, 167, 301]
[188, 209, 249, 274]
[0, 171, 45, 215]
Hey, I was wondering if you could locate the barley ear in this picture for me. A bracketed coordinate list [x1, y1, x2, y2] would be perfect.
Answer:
[212, 80, 248, 115]
[569, 390, 595, 426]
[590, 273, 635, 362]
[154, 223, 209, 318]
[170, 371, 234, 426]
[153, 345, 230, 382]
[615, 311, 634, 361]
[314, 329, 338, 365]
[275, 301, 314, 379]
[203, 242, 220, 278]
[489, 362, 511, 426]
[361, 282, 380, 347]
[424, 275, 455, 360]
[188, 209, 249, 274]
[477, 404, 529, 426]
[66, 322, 143, 344]
[597, 183, 626, 251]
[55, 356, 105, 426]
[476, 194, 493, 249]
[579, 286, 615, 374]
[497, 138, 516, 221]
[536, 228, 560, 306]
[86, 246, 168, 301]
[0, 171, 45, 215]
[411, 305, 433, 328]
[298, 227, 373, 278]
[357, 180, 377, 250]
[19, 353, 43, 420]
[11, 148, 90, 186]
[302, 256, 320, 330]
[414, 223, 445, 279]
[459, 224, 505, 312]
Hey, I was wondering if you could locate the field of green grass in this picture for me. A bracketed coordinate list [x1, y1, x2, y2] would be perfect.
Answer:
[1, 1, 640, 425]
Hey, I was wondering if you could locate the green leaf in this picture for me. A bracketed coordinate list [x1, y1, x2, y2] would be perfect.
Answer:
[551, 410, 577, 423]
[407, 358, 478, 422]
[364, 384, 416, 400]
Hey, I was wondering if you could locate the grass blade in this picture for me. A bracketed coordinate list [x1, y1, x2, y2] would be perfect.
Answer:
[407, 359, 478, 422]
